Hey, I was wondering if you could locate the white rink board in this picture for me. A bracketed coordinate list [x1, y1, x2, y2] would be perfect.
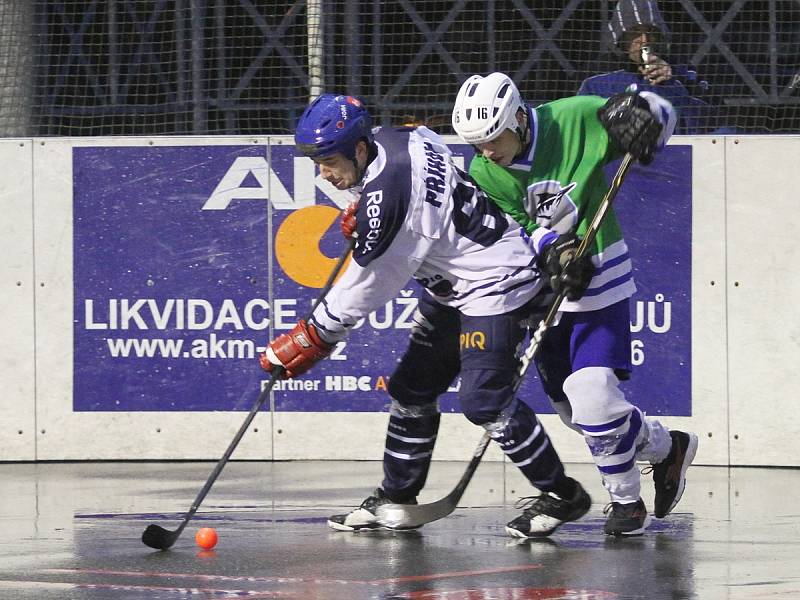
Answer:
[726, 137, 800, 466]
[683, 136, 729, 466]
[0, 141, 36, 460]
[0, 135, 796, 465]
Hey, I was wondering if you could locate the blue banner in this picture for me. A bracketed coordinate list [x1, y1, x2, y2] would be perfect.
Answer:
[73, 143, 690, 415]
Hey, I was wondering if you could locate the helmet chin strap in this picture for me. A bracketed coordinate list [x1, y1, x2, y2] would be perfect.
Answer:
[471, 112, 531, 160]
[512, 109, 532, 161]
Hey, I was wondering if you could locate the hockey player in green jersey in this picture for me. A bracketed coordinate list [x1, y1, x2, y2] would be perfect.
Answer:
[451, 72, 698, 537]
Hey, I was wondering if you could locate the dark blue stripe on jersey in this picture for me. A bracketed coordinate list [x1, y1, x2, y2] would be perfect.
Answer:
[456, 277, 505, 300]
[539, 230, 558, 251]
[310, 320, 333, 336]
[583, 272, 633, 297]
[353, 128, 413, 268]
[313, 320, 356, 338]
[451, 179, 508, 247]
[595, 251, 630, 273]
[485, 275, 540, 297]
[455, 258, 538, 301]
[311, 318, 353, 337]
[319, 298, 343, 323]
[453, 277, 505, 301]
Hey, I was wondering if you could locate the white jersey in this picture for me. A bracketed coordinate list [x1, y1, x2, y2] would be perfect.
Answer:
[311, 126, 546, 343]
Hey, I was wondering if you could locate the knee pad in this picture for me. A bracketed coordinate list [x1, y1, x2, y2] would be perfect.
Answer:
[563, 367, 634, 434]
[388, 398, 440, 419]
[478, 398, 516, 438]
[585, 429, 631, 458]
[459, 368, 515, 426]
[459, 359, 518, 426]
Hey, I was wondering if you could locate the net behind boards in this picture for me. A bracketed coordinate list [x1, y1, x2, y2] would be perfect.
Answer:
[0, 1, 797, 137]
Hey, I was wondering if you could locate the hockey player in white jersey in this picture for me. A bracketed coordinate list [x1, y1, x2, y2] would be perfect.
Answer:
[259, 94, 592, 537]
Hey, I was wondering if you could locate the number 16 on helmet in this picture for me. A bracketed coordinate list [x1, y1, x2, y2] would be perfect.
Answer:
[451, 72, 525, 145]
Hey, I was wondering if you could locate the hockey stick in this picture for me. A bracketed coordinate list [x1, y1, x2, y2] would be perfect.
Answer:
[376, 153, 635, 529]
[142, 237, 356, 550]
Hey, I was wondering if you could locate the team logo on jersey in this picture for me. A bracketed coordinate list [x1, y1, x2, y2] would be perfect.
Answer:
[524, 180, 578, 233]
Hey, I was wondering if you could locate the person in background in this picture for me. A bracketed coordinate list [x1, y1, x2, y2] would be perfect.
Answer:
[578, 0, 712, 135]
[451, 71, 699, 536]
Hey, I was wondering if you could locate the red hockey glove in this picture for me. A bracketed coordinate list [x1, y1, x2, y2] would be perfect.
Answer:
[340, 200, 358, 240]
[259, 320, 332, 378]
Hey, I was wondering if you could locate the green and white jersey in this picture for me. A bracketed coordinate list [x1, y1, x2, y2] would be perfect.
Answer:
[468, 95, 634, 312]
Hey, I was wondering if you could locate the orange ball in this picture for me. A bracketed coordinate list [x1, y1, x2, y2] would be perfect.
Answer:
[195, 527, 218, 550]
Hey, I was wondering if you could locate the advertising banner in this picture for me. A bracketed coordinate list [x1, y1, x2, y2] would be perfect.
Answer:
[73, 142, 690, 416]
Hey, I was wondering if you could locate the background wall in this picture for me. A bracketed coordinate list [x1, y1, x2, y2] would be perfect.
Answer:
[0, 135, 796, 467]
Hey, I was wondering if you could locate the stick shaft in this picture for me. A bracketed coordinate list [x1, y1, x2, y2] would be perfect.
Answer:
[173, 379, 277, 537]
[151, 238, 355, 542]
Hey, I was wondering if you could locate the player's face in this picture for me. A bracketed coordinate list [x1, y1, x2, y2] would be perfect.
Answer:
[315, 141, 368, 189]
[474, 128, 521, 166]
[316, 153, 358, 189]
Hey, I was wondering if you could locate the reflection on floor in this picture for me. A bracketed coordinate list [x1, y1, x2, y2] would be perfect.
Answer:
[0, 461, 798, 599]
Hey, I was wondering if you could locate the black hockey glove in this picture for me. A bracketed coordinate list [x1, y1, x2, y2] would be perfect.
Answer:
[539, 233, 595, 301]
[598, 92, 663, 165]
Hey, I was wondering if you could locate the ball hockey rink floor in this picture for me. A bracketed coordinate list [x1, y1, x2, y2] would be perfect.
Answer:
[1, 460, 798, 600]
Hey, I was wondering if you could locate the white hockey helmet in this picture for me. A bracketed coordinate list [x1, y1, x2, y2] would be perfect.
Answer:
[451, 72, 525, 144]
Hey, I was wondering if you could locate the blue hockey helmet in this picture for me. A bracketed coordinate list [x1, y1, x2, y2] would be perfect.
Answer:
[295, 94, 373, 161]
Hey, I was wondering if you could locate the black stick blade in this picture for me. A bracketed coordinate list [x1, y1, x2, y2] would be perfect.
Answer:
[142, 524, 179, 550]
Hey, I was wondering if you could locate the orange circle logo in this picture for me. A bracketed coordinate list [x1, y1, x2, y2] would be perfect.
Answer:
[275, 205, 347, 288]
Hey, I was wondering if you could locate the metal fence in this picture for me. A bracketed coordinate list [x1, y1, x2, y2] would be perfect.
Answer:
[0, 0, 797, 137]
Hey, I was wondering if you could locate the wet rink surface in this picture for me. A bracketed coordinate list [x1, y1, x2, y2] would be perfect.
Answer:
[1, 460, 799, 600]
